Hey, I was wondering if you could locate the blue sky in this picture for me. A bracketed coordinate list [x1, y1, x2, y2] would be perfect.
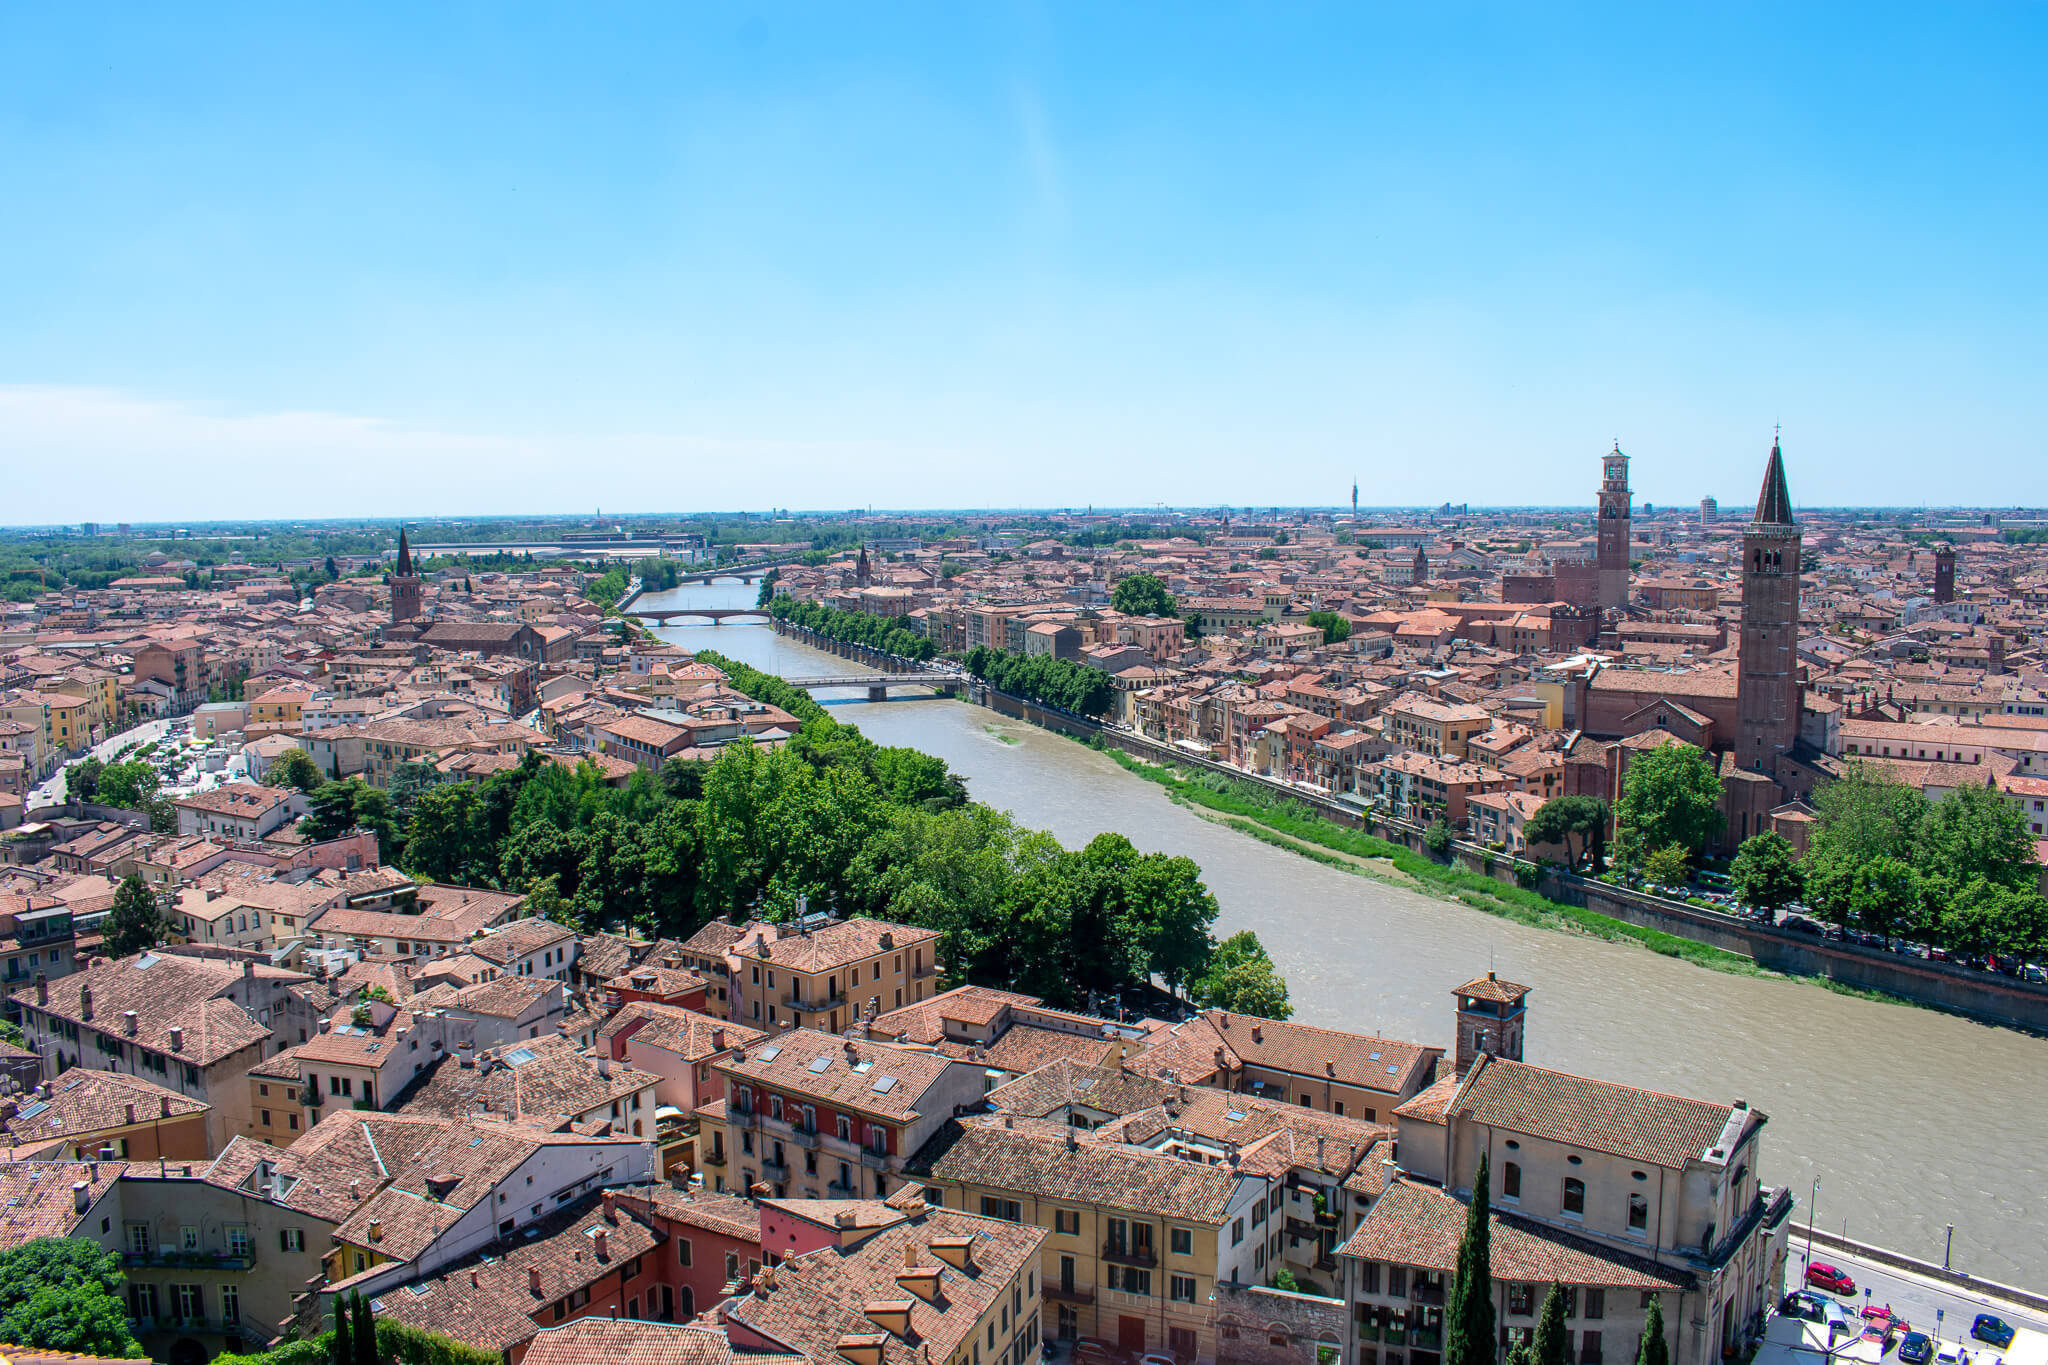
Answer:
[4, 3, 2044, 522]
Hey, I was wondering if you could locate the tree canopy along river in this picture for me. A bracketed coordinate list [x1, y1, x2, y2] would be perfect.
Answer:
[641, 579, 2048, 1285]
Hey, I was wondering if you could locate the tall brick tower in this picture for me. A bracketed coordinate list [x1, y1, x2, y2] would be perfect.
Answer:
[390, 527, 421, 624]
[1453, 972, 1530, 1075]
[1597, 443, 1631, 612]
[1736, 436, 1802, 775]
[1412, 543, 1429, 584]
[1933, 546, 1956, 604]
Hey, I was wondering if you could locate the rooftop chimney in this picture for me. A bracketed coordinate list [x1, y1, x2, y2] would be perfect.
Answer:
[1325, 1059, 1336, 1077]
[602, 1190, 618, 1221]
[470, 1267, 480, 1288]
[711, 1027, 726, 1051]
[79, 986, 93, 1021]
[320, 1018, 332, 1034]
[368, 1219, 383, 1243]
[529, 1266, 543, 1295]
[73, 1181, 90, 1214]
[1251, 1024, 1263, 1044]
[122, 1010, 137, 1037]
[34, 973, 46, 1006]
[160, 1095, 172, 1118]
[124, 1103, 136, 1125]
[593, 1229, 609, 1260]
[169, 1026, 184, 1052]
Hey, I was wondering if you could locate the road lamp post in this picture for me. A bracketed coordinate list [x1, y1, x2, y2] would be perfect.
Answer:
[1805, 1179, 1820, 1272]
[1943, 1224, 1954, 1272]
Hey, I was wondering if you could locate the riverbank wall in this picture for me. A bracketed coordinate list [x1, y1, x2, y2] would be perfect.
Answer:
[756, 624, 2048, 1030]
[1792, 1223, 2048, 1315]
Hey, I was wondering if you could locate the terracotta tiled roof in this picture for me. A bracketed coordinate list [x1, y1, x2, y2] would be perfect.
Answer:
[1451, 1056, 1735, 1169]
[1453, 973, 1530, 1006]
[617, 1182, 763, 1240]
[907, 1122, 1242, 1223]
[520, 1319, 747, 1365]
[0, 1161, 125, 1250]
[720, 1030, 966, 1124]
[985, 1061, 1172, 1121]
[394, 1035, 655, 1126]
[10, 951, 303, 1066]
[0, 1069, 207, 1149]
[720, 1206, 1046, 1365]
[1339, 1179, 1692, 1290]
[1204, 1010, 1440, 1097]
[730, 917, 940, 974]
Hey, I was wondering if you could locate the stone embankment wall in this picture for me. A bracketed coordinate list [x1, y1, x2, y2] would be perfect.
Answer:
[1792, 1222, 2048, 1315]
[960, 680, 2048, 1032]
[1211, 1282, 1346, 1365]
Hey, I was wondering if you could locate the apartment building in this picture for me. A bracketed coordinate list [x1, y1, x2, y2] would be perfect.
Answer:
[1382, 698, 1494, 760]
[11, 953, 327, 1151]
[1137, 1011, 1443, 1126]
[906, 1121, 1267, 1362]
[171, 784, 307, 841]
[727, 916, 944, 1033]
[711, 1031, 985, 1201]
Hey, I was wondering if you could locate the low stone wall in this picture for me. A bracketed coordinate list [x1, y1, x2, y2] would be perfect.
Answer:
[1212, 1283, 1346, 1365]
[1792, 1222, 2048, 1315]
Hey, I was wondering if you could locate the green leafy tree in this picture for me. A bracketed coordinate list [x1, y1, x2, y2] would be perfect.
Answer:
[92, 759, 157, 812]
[0, 1020, 24, 1048]
[264, 746, 325, 793]
[1305, 611, 1352, 645]
[1524, 795, 1609, 871]
[102, 875, 168, 958]
[302, 781, 361, 841]
[1914, 783, 2038, 894]
[1729, 831, 1803, 918]
[1534, 1283, 1570, 1365]
[1194, 933, 1293, 1019]
[65, 755, 103, 801]
[1445, 1154, 1495, 1365]
[1612, 744, 1723, 869]
[1847, 855, 1920, 944]
[0, 1238, 143, 1359]
[1110, 573, 1177, 618]
[1641, 844, 1692, 889]
[1424, 819, 1455, 859]
[1635, 1295, 1669, 1365]
[1803, 762, 1927, 921]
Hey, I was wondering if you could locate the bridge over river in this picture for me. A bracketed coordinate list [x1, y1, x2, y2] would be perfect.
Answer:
[624, 607, 773, 623]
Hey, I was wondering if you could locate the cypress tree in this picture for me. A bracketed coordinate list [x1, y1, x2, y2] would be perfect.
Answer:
[329, 1296, 352, 1365]
[1635, 1296, 1669, 1365]
[1444, 1152, 1496, 1365]
[1534, 1284, 1570, 1365]
[354, 1291, 377, 1365]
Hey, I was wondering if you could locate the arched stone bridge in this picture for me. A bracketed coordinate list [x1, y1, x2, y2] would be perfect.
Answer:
[625, 608, 774, 623]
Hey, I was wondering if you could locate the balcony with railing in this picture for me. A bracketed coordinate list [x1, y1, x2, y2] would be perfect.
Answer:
[760, 1157, 790, 1181]
[125, 1249, 256, 1272]
[1410, 1326, 1443, 1351]
[700, 1147, 727, 1168]
[1410, 1282, 1446, 1306]
[827, 1178, 859, 1198]
[1101, 1239, 1157, 1268]
[782, 990, 847, 1013]
[1045, 1282, 1096, 1305]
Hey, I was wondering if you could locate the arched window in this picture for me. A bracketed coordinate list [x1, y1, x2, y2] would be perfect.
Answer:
[1628, 1194, 1649, 1232]
[1562, 1177, 1586, 1215]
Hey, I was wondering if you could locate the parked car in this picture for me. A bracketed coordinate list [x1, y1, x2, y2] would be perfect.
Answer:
[1784, 916, 1824, 936]
[1806, 1262, 1856, 1295]
[1933, 1343, 1970, 1365]
[1899, 1333, 1934, 1364]
[1971, 1317, 2015, 1349]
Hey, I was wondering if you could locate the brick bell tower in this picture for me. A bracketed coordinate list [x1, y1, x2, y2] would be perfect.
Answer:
[1933, 545, 1956, 604]
[1596, 443, 1631, 613]
[1454, 972, 1530, 1075]
[390, 527, 421, 624]
[1736, 434, 1802, 775]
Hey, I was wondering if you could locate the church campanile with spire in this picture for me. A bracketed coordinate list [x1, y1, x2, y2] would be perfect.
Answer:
[1596, 443, 1631, 612]
[1735, 434, 1802, 775]
[390, 527, 421, 624]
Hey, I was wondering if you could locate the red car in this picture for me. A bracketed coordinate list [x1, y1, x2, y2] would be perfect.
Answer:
[1807, 1263, 1856, 1295]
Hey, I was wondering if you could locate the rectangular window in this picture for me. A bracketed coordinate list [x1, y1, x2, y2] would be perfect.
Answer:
[1170, 1275, 1197, 1303]
[1171, 1227, 1193, 1256]
[181, 1225, 202, 1251]
[680, 1238, 692, 1267]
[1580, 1331, 1602, 1364]
[281, 1228, 305, 1252]
[228, 1226, 251, 1258]
[175, 1283, 204, 1322]
[1231, 1218, 1244, 1246]
[1359, 1262, 1379, 1295]
[221, 1284, 240, 1326]
[126, 1223, 152, 1256]
[1584, 1290, 1604, 1321]
[981, 1197, 1022, 1222]
[1055, 1210, 1080, 1236]
[1562, 1178, 1585, 1216]
[1509, 1284, 1534, 1317]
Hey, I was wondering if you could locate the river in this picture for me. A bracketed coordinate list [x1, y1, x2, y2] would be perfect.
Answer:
[640, 580, 2048, 1285]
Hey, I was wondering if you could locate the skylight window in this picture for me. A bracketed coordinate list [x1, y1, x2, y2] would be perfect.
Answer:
[870, 1075, 898, 1094]
[505, 1047, 537, 1066]
[806, 1056, 832, 1074]
[1225, 1110, 1246, 1123]
[758, 1045, 783, 1062]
